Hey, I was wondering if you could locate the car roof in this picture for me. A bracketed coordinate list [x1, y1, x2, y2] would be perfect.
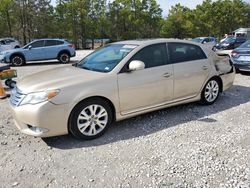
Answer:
[32, 38, 66, 41]
[0, 38, 15, 40]
[113, 38, 201, 46]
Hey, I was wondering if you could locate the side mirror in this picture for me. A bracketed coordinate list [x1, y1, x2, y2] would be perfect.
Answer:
[128, 60, 145, 72]
[202, 41, 207, 44]
[28, 45, 32, 50]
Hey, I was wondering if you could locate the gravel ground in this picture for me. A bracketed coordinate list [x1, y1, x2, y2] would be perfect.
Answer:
[0, 51, 249, 188]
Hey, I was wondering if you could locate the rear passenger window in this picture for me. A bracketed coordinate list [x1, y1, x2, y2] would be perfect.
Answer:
[168, 43, 207, 64]
[130, 43, 167, 68]
[57, 40, 64, 45]
[45, 40, 58, 46]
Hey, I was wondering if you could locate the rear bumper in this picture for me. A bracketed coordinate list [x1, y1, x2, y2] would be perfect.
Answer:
[71, 51, 76, 57]
[220, 67, 236, 91]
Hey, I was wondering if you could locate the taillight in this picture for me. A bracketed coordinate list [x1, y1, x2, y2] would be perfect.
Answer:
[68, 44, 75, 49]
[231, 50, 238, 57]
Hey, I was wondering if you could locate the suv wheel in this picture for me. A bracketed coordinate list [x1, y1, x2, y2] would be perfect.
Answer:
[200, 78, 220, 105]
[10, 55, 25, 66]
[58, 53, 70, 64]
[69, 98, 113, 140]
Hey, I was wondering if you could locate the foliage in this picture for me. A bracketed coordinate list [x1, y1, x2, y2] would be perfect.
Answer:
[0, 0, 249, 47]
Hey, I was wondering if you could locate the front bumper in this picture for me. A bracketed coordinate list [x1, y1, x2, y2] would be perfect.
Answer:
[9, 101, 70, 137]
[0, 55, 7, 63]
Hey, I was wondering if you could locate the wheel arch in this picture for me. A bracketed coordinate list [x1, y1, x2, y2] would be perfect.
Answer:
[67, 96, 117, 131]
[10, 53, 26, 62]
[210, 76, 223, 92]
[57, 49, 71, 59]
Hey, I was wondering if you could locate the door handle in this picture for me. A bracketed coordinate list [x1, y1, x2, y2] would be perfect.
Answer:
[202, 66, 208, 70]
[163, 73, 172, 78]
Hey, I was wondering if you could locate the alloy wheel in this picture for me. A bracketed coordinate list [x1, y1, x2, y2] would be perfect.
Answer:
[60, 54, 69, 63]
[12, 56, 23, 66]
[77, 104, 108, 136]
[204, 80, 219, 102]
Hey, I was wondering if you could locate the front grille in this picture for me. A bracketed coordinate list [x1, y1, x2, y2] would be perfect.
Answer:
[10, 87, 26, 107]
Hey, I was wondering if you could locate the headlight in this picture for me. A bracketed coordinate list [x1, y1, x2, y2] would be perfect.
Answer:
[20, 90, 60, 106]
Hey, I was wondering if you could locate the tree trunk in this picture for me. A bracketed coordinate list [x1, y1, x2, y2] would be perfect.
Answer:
[5, 9, 12, 36]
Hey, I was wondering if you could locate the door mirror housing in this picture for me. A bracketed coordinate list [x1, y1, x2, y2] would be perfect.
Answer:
[128, 60, 145, 72]
[28, 45, 32, 50]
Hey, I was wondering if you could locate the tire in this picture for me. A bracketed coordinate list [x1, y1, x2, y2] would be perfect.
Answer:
[69, 98, 113, 140]
[14, 46, 20, 48]
[10, 55, 25, 66]
[200, 78, 220, 105]
[5, 79, 16, 89]
[58, 52, 70, 64]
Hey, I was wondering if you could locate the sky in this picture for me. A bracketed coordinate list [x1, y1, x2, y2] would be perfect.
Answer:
[51, 0, 250, 17]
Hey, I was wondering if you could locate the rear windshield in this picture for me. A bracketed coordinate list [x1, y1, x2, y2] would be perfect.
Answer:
[192, 38, 203, 43]
[239, 40, 250, 48]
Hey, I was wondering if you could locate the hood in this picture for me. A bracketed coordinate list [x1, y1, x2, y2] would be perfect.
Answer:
[17, 65, 107, 93]
[0, 48, 24, 55]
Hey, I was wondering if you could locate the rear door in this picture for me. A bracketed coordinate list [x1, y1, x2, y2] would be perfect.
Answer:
[168, 42, 210, 100]
[44, 40, 61, 59]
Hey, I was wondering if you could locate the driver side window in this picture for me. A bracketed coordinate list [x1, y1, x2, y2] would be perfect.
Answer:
[129, 43, 168, 68]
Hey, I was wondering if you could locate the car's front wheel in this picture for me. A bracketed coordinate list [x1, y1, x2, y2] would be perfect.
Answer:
[58, 53, 70, 64]
[10, 55, 25, 66]
[69, 98, 113, 140]
[200, 78, 220, 105]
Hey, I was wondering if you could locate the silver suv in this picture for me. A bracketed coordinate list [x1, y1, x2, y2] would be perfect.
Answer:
[0, 38, 21, 52]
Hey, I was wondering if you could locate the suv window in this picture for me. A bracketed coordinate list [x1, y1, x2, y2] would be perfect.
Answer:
[45, 40, 58, 46]
[130, 43, 167, 68]
[57, 40, 64, 45]
[0, 40, 6, 45]
[31, 40, 45, 48]
[6, 39, 15, 43]
[203, 38, 210, 43]
[168, 43, 207, 64]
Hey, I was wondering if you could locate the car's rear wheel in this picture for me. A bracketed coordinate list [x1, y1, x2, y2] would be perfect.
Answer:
[69, 98, 113, 140]
[10, 55, 25, 66]
[58, 53, 70, 64]
[200, 78, 220, 105]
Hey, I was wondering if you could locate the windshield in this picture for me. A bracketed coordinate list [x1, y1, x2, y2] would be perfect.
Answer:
[239, 40, 250, 48]
[22, 41, 32, 49]
[223, 37, 235, 44]
[192, 38, 203, 43]
[77, 44, 137, 72]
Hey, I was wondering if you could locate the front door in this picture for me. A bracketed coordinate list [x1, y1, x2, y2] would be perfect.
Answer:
[24, 40, 46, 61]
[118, 43, 174, 115]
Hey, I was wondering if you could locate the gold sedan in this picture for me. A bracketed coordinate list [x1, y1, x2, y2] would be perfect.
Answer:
[9, 39, 235, 139]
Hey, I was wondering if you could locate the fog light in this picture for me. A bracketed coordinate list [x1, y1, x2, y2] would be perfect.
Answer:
[27, 125, 48, 133]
